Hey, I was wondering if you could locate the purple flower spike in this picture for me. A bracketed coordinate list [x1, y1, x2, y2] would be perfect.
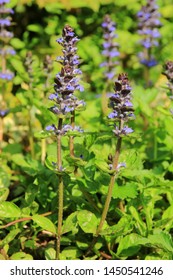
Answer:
[0, 0, 15, 80]
[108, 73, 135, 137]
[137, 0, 161, 68]
[100, 14, 119, 80]
[46, 25, 85, 136]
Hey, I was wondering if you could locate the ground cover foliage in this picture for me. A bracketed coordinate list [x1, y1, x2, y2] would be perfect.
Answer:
[1, 0, 173, 260]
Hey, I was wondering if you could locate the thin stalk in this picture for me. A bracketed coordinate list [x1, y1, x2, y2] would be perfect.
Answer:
[28, 114, 34, 158]
[69, 110, 75, 157]
[56, 118, 64, 260]
[56, 174, 64, 260]
[96, 136, 122, 235]
[41, 138, 46, 165]
[85, 121, 123, 257]
[0, 117, 3, 153]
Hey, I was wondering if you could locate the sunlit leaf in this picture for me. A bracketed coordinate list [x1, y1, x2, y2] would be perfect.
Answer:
[32, 214, 56, 234]
[10, 252, 33, 260]
[77, 210, 98, 234]
[0, 202, 21, 218]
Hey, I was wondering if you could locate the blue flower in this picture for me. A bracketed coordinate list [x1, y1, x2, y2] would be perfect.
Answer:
[137, 0, 161, 68]
[108, 73, 134, 137]
[0, 108, 9, 118]
[0, 71, 14, 80]
[100, 14, 119, 81]
[0, 18, 11, 26]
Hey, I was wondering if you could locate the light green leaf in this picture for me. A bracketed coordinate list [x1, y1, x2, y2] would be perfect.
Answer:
[45, 248, 56, 260]
[60, 246, 82, 260]
[0, 168, 10, 188]
[0, 188, 9, 202]
[32, 215, 56, 234]
[101, 215, 133, 236]
[62, 211, 78, 234]
[10, 252, 33, 260]
[129, 206, 147, 236]
[112, 183, 138, 200]
[148, 232, 173, 253]
[0, 229, 20, 246]
[117, 233, 148, 257]
[0, 202, 21, 218]
[34, 130, 51, 139]
[10, 38, 25, 49]
[95, 159, 115, 174]
[27, 24, 43, 33]
[77, 210, 98, 234]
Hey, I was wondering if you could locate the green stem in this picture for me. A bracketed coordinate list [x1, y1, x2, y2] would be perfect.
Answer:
[41, 138, 46, 165]
[0, 117, 3, 153]
[56, 174, 64, 260]
[69, 110, 75, 157]
[85, 121, 123, 257]
[56, 118, 64, 260]
[28, 115, 34, 158]
[96, 136, 122, 236]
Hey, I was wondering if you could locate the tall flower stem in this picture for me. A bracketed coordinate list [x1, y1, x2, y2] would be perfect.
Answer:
[96, 134, 122, 236]
[86, 128, 122, 257]
[0, 116, 3, 153]
[46, 25, 85, 258]
[56, 173, 64, 260]
[56, 118, 63, 260]
[85, 73, 134, 257]
[69, 111, 75, 157]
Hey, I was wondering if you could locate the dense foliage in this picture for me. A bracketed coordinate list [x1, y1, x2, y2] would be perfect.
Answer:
[1, 0, 173, 260]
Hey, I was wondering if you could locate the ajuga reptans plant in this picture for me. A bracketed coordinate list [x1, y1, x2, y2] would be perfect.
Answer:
[46, 25, 84, 259]
[100, 14, 119, 114]
[86, 73, 135, 255]
[137, 0, 161, 85]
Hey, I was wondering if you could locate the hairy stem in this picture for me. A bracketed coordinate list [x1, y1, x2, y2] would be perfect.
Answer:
[0, 117, 3, 153]
[85, 121, 123, 257]
[28, 115, 34, 158]
[69, 110, 75, 157]
[56, 118, 64, 260]
[41, 138, 46, 165]
[96, 136, 122, 236]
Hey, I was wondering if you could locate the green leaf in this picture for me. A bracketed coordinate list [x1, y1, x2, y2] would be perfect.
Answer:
[10, 38, 25, 49]
[148, 232, 173, 253]
[112, 183, 138, 200]
[11, 154, 43, 176]
[0, 202, 21, 218]
[160, 205, 173, 230]
[117, 233, 149, 257]
[0, 188, 9, 202]
[27, 24, 43, 33]
[0, 229, 20, 246]
[65, 156, 86, 167]
[77, 210, 98, 234]
[34, 130, 51, 139]
[45, 247, 56, 260]
[62, 211, 78, 234]
[60, 246, 82, 260]
[32, 215, 56, 234]
[0, 167, 10, 188]
[129, 206, 147, 236]
[10, 252, 33, 260]
[95, 159, 115, 174]
[101, 215, 133, 237]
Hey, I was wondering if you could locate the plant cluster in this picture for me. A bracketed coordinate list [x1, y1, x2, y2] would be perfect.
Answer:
[0, 0, 173, 261]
